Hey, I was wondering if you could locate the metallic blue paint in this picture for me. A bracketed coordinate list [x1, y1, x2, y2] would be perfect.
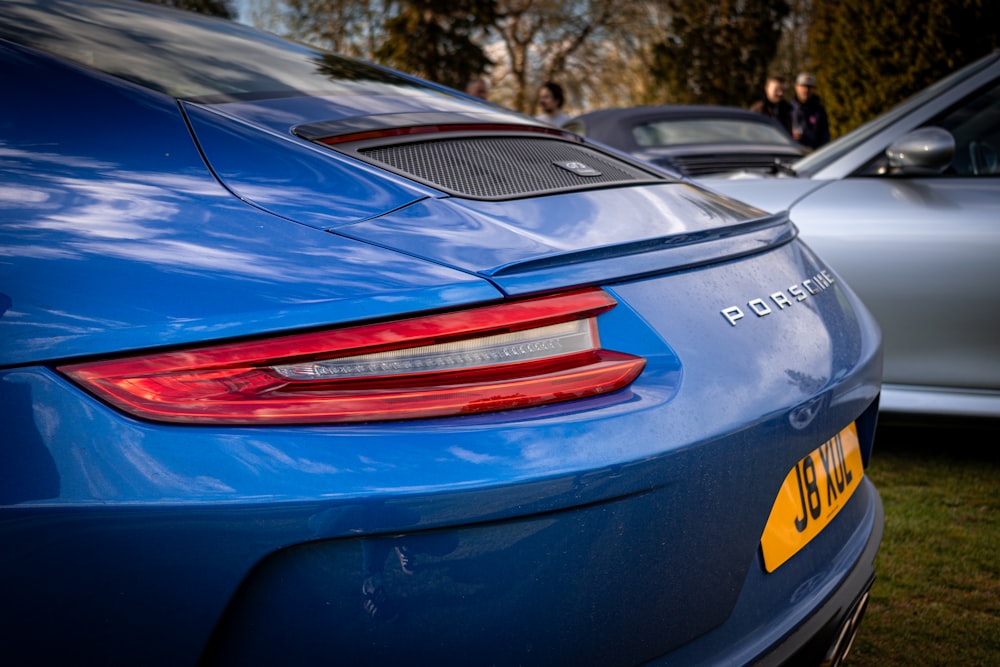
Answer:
[0, 47, 498, 365]
[183, 102, 437, 229]
[1, 1, 884, 665]
[339, 184, 770, 271]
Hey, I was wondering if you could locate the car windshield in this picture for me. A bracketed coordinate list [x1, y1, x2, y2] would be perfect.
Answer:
[632, 118, 795, 147]
[0, 0, 435, 102]
[790, 50, 1000, 176]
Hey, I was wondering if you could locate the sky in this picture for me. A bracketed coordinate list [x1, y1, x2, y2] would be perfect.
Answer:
[232, 0, 252, 26]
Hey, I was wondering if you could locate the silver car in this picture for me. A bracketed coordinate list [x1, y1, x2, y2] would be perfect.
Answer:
[702, 50, 1000, 421]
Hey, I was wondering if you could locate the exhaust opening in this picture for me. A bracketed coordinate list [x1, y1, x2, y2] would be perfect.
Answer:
[820, 589, 871, 667]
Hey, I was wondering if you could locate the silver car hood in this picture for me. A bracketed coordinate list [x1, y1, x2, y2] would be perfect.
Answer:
[697, 175, 830, 213]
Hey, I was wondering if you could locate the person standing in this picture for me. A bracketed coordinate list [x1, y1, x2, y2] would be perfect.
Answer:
[749, 74, 793, 135]
[534, 81, 572, 127]
[465, 76, 489, 100]
[791, 72, 831, 149]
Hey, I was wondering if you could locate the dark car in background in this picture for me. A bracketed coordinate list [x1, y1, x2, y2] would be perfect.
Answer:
[1, 1, 884, 666]
[564, 105, 808, 177]
[702, 50, 1000, 423]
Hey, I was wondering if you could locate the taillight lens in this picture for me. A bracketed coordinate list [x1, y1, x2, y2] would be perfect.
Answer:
[58, 289, 645, 424]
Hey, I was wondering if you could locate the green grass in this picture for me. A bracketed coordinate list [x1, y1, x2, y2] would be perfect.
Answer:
[846, 423, 1000, 666]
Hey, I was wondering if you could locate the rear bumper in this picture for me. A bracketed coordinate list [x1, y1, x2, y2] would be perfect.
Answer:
[642, 477, 884, 667]
[753, 483, 883, 667]
[196, 475, 883, 667]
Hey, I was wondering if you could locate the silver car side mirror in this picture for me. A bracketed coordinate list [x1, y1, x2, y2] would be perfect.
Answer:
[885, 126, 955, 175]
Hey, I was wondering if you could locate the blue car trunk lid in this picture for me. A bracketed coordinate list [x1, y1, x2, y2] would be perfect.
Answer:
[186, 105, 790, 294]
[337, 184, 791, 295]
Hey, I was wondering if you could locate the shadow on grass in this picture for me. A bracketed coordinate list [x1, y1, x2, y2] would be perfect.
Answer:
[846, 415, 1000, 667]
[875, 415, 1000, 458]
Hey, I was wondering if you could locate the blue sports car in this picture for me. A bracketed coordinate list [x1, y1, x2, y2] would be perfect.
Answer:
[0, 1, 884, 666]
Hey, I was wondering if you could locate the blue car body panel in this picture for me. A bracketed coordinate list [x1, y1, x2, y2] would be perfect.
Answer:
[1, 243, 881, 665]
[0, 1, 884, 665]
[338, 184, 770, 267]
[181, 102, 438, 229]
[0, 41, 502, 365]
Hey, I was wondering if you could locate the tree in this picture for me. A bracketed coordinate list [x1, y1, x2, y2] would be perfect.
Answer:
[490, 0, 652, 114]
[241, 0, 1000, 130]
[272, 0, 650, 114]
[649, 0, 791, 106]
[769, 0, 812, 84]
[376, 0, 497, 89]
[809, 0, 1000, 137]
[275, 0, 495, 91]
[279, 0, 391, 58]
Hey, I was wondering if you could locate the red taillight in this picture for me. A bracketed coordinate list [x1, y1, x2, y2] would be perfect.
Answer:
[58, 289, 645, 425]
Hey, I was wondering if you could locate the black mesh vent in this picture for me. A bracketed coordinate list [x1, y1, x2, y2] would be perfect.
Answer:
[672, 153, 797, 176]
[357, 136, 662, 199]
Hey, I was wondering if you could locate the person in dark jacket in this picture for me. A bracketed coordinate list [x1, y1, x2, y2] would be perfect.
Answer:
[749, 74, 793, 135]
[791, 72, 831, 149]
[535, 81, 572, 127]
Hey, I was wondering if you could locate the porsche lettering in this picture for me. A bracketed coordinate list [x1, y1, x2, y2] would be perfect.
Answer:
[721, 270, 835, 326]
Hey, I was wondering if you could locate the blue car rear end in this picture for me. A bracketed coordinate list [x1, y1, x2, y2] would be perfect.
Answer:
[0, 2, 882, 665]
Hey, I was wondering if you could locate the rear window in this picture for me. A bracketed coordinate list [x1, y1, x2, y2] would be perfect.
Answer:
[0, 0, 432, 101]
[632, 118, 796, 147]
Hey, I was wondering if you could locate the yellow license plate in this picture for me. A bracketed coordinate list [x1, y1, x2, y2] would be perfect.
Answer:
[760, 423, 864, 572]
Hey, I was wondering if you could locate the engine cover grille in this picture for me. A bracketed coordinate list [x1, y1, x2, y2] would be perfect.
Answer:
[672, 152, 799, 177]
[357, 136, 663, 200]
